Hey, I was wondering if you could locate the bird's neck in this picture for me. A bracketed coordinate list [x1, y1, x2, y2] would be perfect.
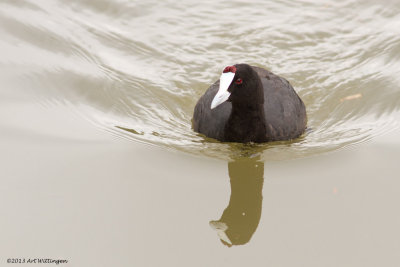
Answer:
[224, 102, 266, 143]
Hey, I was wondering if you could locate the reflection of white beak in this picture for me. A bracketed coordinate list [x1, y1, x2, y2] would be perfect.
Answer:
[210, 72, 235, 109]
[209, 221, 232, 246]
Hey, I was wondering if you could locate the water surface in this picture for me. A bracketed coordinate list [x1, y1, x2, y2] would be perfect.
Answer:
[1, 0, 400, 266]
[2, 0, 400, 159]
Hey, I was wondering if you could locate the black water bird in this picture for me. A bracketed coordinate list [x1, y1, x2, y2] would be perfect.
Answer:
[193, 64, 307, 143]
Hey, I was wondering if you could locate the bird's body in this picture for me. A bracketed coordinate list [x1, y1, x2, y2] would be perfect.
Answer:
[192, 64, 307, 143]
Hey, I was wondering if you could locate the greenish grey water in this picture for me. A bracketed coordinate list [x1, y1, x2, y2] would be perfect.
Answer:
[1, 0, 400, 266]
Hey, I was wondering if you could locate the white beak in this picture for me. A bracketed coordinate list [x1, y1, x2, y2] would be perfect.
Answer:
[210, 72, 235, 109]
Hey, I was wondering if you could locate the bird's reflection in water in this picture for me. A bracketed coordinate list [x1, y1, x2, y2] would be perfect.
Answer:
[210, 154, 264, 247]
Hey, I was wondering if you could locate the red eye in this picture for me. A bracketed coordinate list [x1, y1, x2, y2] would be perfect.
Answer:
[235, 78, 243, 85]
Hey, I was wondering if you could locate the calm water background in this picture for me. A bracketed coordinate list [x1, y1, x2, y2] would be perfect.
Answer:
[1, 0, 400, 266]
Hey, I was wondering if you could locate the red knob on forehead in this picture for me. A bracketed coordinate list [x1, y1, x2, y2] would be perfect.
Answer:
[223, 65, 236, 73]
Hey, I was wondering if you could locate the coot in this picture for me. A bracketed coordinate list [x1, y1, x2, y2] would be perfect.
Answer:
[192, 64, 307, 143]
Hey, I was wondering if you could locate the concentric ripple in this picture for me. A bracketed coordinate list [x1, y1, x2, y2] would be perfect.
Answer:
[1, 0, 399, 160]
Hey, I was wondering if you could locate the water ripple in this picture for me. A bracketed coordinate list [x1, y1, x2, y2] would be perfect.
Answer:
[2, 0, 400, 160]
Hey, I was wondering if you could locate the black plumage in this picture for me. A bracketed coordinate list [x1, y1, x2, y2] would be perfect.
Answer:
[192, 64, 307, 143]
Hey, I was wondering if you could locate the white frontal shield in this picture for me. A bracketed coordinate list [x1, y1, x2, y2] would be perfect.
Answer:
[210, 72, 235, 109]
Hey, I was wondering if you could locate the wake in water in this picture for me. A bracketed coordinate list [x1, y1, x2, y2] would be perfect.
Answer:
[1, 0, 399, 160]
